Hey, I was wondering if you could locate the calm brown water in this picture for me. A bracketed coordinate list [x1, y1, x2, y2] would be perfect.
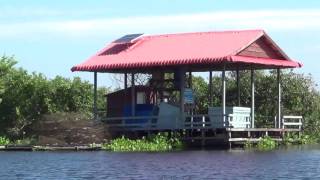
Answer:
[0, 145, 320, 179]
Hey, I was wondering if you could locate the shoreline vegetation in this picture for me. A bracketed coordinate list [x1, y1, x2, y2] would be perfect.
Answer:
[2, 55, 320, 152]
[0, 133, 318, 152]
[102, 133, 183, 152]
[244, 134, 318, 151]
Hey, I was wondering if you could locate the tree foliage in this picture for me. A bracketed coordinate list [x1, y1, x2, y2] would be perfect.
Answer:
[0, 56, 109, 138]
[0, 56, 16, 104]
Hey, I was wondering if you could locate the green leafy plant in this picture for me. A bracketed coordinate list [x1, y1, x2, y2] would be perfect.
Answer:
[283, 133, 317, 145]
[103, 133, 183, 152]
[257, 136, 277, 151]
[0, 136, 10, 145]
[298, 134, 317, 144]
[244, 140, 254, 149]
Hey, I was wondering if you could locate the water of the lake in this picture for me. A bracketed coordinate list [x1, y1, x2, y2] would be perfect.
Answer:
[1, 145, 320, 180]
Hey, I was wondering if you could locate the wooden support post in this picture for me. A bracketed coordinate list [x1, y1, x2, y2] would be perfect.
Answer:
[131, 73, 135, 116]
[124, 73, 127, 106]
[277, 69, 282, 129]
[180, 69, 186, 114]
[188, 71, 192, 88]
[180, 69, 186, 129]
[201, 131, 205, 147]
[202, 115, 206, 131]
[188, 71, 193, 116]
[251, 69, 255, 128]
[209, 71, 213, 107]
[124, 73, 128, 89]
[236, 69, 241, 106]
[298, 117, 302, 137]
[228, 131, 232, 149]
[201, 116, 206, 147]
[222, 67, 226, 126]
[93, 72, 98, 120]
[159, 72, 164, 102]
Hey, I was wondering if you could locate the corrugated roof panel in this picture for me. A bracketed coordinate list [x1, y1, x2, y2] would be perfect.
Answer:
[71, 30, 302, 72]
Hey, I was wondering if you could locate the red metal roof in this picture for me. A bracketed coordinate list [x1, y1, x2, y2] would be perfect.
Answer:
[71, 30, 302, 72]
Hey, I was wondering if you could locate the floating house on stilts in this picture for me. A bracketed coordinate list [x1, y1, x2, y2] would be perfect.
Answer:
[72, 30, 303, 147]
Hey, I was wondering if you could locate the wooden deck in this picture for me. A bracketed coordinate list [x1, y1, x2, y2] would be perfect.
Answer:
[102, 115, 303, 148]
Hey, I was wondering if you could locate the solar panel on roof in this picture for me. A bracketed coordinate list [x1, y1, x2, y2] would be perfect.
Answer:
[113, 33, 143, 43]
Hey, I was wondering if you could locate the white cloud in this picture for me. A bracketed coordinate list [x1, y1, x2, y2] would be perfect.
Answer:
[0, 6, 106, 18]
[1, 9, 320, 38]
[0, 6, 62, 18]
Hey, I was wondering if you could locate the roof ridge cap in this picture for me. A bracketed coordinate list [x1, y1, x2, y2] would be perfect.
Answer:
[141, 29, 265, 39]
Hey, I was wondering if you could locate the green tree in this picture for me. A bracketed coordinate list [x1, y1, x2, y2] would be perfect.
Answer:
[0, 56, 101, 138]
[191, 76, 209, 113]
[0, 56, 17, 104]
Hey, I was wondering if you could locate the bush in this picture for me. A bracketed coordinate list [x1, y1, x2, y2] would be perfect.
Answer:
[257, 136, 278, 151]
[0, 136, 10, 145]
[103, 133, 183, 152]
[283, 133, 317, 145]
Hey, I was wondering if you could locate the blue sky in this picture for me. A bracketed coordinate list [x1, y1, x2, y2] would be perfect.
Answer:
[1, 0, 320, 87]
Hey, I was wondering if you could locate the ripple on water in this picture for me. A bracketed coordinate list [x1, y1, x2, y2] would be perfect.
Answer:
[0, 145, 320, 179]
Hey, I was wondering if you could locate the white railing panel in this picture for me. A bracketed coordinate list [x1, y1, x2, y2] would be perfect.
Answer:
[282, 115, 303, 130]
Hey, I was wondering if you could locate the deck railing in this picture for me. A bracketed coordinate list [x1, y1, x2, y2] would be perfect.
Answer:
[282, 116, 303, 130]
[101, 113, 302, 131]
[103, 113, 252, 130]
[227, 114, 251, 128]
[184, 114, 211, 129]
[97, 107, 303, 132]
[184, 114, 251, 129]
[103, 116, 158, 130]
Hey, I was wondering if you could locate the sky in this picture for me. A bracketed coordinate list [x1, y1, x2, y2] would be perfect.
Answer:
[1, 0, 320, 87]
